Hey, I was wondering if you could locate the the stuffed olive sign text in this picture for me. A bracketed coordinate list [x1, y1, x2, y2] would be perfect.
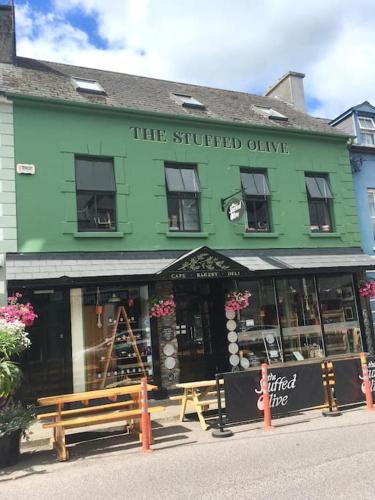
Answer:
[129, 126, 289, 154]
[224, 363, 325, 424]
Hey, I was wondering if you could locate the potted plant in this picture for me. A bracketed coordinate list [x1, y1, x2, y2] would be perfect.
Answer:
[0, 293, 37, 467]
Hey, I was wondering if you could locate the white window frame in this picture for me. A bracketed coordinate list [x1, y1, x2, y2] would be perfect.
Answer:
[72, 77, 106, 95]
[171, 93, 205, 109]
[252, 106, 288, 121]
[358, 117, 375, 130]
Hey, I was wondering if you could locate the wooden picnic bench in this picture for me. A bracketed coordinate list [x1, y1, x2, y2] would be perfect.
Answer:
[172, 379, 224, 430]
[37, 384, 163, 461]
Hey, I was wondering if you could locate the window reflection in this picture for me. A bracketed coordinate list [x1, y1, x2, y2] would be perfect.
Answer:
[276, 277, 324, 361]
[317, 275, 362, 355]
[235, 279, 282, 367]
[81, 286, 152, 390]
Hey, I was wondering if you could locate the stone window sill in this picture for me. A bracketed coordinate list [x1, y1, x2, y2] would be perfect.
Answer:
[242, 232, 279, 238]
[73, 231, 124, 238]
[166, 232, 209, 238]
[308, 232, 341, 238]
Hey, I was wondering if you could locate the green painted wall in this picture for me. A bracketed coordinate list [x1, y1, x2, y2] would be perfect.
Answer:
[13, 99, 361, 253]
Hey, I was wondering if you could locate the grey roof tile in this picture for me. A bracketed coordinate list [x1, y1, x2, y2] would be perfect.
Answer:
[0, 57, 345, 136]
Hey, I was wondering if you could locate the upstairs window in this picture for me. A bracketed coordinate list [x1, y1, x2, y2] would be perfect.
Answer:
[305, 174, 334, 233]
[165, 164, 200, 232]
[72, 77, 106, 95]
[240, 170, 271, 232]
[75, 157, 116, 232]
[358, 116, 375, 146]
[171, 93, 205, 109]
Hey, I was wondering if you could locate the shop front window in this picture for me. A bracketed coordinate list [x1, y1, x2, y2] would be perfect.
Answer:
[276, 277, 324, 361]
[80, 285, 152, 391]
[317, 275, 362, 356]
[227, 279, 282, 368]
[165, 164, 200, 232]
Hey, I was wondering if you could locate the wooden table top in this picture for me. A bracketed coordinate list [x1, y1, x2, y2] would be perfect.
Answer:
[38, 384, 158, 406]
[175, 379, 223, 389]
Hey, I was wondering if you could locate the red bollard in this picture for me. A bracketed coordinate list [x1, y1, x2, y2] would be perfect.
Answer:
[140, 377, 153, 452]
[261, 363, 272, 430]
[360, 353, 374, 411]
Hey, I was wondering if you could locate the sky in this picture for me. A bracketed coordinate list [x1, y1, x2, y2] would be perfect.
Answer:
[7, 0, 375, 118]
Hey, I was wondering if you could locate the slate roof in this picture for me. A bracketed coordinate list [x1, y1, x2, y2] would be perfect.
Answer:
[6, 250, 375, 281]
[0, 57, 345, 136]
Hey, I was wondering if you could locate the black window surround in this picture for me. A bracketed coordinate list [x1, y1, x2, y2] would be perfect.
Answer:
[305, 174, 334, 233]
[165, 163, 201, 232]
[240, 169, 271, 233]
[75, 156, 117, 232]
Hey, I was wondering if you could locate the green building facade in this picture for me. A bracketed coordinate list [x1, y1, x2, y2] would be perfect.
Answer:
[1, 4, 375, 399]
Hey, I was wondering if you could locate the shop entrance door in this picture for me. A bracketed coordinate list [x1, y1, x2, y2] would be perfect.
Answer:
[175, 280, 226, 382]
[20, 289, 72, 401]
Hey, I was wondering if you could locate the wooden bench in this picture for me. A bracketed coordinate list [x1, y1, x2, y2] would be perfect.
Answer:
[38, 384, 163, 461]
[174, 379, 225, 430]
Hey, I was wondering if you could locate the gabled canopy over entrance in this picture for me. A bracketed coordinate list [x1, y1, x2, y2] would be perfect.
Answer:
[157, 246, 249, 280]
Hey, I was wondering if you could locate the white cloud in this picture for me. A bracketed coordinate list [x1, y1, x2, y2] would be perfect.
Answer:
[14, 0, 375, 118]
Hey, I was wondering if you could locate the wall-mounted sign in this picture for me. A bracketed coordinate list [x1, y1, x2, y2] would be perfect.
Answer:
[16, 163, 35, 175]
[226, 198, 244, 222]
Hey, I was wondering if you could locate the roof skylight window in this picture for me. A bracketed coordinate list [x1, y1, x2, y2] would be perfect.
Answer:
[72, 77, 106, 95]
[253, 106, 288, 121]
[171, 93, 205, 109]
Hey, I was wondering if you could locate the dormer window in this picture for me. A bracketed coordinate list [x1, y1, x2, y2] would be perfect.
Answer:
[171, 93, 205, 109]
[253, 106, 288, 121]
[358, 116, 375, 146]
[72, 77, 106, 95]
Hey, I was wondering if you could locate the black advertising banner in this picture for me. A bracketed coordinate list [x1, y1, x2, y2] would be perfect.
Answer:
[333, 358, 363, 406]
[333, 357, 375, 406]
[224, 363, 325, 424]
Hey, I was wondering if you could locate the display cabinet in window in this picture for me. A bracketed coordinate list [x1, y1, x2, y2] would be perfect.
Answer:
[82, 286, 153, 390]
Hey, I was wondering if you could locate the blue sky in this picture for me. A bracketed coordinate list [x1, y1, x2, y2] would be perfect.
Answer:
[6, 0, 375, 118]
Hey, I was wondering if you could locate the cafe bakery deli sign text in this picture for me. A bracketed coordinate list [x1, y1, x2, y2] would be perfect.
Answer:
[129, 126, 289, 154]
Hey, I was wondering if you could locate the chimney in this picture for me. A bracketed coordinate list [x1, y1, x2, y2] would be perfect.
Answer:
[0, 4, 16, 64]
[264, 71, 306, 112]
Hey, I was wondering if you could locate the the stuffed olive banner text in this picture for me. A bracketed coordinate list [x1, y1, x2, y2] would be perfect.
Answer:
[224, 363, 325, 424]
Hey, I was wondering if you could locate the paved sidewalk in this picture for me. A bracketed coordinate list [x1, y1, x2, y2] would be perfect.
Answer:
[2, 405, 375, 499]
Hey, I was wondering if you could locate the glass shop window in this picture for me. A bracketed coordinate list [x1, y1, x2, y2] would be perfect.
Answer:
[75, 156, 116, 232]
[226, 279, 282, 369]
[240, 170, 271, 232]
[81, 285, 152, 391]
[317, 274, 362, 356]
[165, 164, 200, 232]
[305, 174, 334, 233]
[276, 277, 324, 362]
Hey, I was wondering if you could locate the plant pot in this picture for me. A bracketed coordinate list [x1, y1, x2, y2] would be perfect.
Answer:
[0, 429, 22, 468]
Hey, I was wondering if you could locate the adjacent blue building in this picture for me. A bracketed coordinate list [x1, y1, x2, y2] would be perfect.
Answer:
[331, 102, 375, 325]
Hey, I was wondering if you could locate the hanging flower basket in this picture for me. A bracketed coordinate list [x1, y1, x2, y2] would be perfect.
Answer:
[359, 280, 375, 298]
[149, 295, 176, 318]
[225, 290, 250, 311]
